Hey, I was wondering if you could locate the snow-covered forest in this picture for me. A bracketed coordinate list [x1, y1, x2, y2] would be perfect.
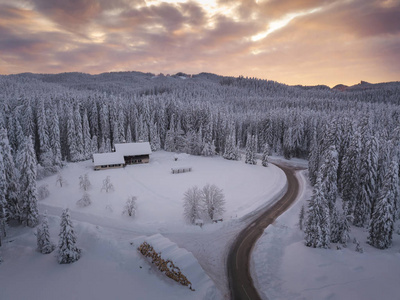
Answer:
[0, 71, 400, 250]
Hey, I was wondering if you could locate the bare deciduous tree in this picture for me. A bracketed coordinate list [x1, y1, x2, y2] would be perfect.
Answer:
[79, 173, 91, 191]
[101, 176, 114, 193]
[183, 186, 202, 225]
[123, 196, 137, 217]
[201, 184, 225, 221]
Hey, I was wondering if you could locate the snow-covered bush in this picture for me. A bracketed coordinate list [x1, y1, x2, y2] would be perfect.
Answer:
[37, 184, 50, 200]
[101, 176, 114, 193]
[55, 174, 67, 187]
[77, 193, 91, 208]
[123, 196, 137, 217]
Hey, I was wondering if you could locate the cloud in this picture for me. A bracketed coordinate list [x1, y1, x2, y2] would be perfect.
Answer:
[0, 0, 399, 85]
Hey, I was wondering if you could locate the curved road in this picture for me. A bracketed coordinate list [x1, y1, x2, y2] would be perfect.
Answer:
[227, 163, 300, 300]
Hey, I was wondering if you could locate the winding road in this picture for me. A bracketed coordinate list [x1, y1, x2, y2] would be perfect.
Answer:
[227, 163, 301, 300]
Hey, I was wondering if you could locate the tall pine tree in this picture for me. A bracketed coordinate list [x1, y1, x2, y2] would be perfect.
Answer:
[58, 208, 81, 264]
[18, 136, 39, 227]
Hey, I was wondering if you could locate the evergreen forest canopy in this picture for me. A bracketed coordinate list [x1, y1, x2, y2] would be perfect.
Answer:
[0, 71, 399, 248]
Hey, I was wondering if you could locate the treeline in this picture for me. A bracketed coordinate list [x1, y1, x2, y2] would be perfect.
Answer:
[0, 72, 399, 249]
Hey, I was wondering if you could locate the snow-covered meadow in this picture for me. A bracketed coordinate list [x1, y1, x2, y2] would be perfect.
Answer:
[1, 151, 286, 299]
[252, 170, 400, 300]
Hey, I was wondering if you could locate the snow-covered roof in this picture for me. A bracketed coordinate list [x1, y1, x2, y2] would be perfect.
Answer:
[93, 152, 125, 166]
[114, 142, 152, 156]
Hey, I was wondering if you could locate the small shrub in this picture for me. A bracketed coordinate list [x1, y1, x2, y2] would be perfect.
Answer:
[77, 193, 91, 207]
[37, 184, 50, 200]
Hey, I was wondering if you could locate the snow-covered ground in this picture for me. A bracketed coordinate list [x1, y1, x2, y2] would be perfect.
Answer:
[0, 151, 287, 299]
[252, 169, 400, 300]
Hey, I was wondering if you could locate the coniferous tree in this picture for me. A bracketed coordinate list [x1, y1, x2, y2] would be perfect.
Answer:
[340, 202, 351, 247]
[37, 99, 52, 167]
[0, 128, 20, 220]
[305, 176, 330, 248]
[48, 105, 62, 168]
[354, 135, 379, 227]
[340, 129, 361, 213]
[320, 145, 338, 213]
[67, 106, 78, 162]
[308, 127, 320, 186]
[74, 104, 84, 160]
[58, 208, 81, 264]
[37, 211, 55, 254]
[245, 134, 256, 165]
[368, 160, 398, 249]
[150, 122, 161, 151]
[261, 143, 269, 167]
[126, 125, 132, 143]
[298, 204, 305, 231]
[18, 136, 39, 227]
[0, 155, 8, 246]
[82, 109, 91, 159]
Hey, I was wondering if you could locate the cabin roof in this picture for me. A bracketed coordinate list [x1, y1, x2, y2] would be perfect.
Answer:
[93, 152, 125, 166]
[114, 142, 152, 156]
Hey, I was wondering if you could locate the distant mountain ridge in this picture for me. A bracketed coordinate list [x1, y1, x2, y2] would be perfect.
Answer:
[333, 80, 400, 91]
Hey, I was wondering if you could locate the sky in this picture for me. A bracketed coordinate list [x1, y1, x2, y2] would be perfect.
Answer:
[0, 0, 399, 87]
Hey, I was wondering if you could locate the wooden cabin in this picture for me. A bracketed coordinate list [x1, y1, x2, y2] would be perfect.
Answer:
[114, 142, 152, 165]
[93, 142, 152, 170]
[93, 152, 125, 171]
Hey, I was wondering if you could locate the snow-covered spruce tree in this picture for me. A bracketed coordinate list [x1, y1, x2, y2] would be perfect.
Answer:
[0, 128, 20, 220]
[183, 186, 202, 225]
[261, 143, 269, 167]
[304, 176, 330, 248]
[101, 176, 114, 192]
[223, 128, 239, 160]
[245, 134, 257, 165]
[353, 135, 379, 227]
[320, 145, 338, 213]
[79, 173, 91, 191]
[58, 208, 81, 264]
[201, 140, 215, 157]
[18, 136, 39, 227]
[368, 160, 398, 249]
[74, 104, 84, 160]
[76, 193, 91, 208]
[330, 208, 341, 243]
[67, 106, 78, 162]
[201, 184, 225, 221]
[82, 109, 92, 160]
[37, 211, 55, 254]
[298, 204, 305, 231]
[48, 104, 62, 169]
[308, 127, 320, 186]
[150, 122, 161, 151]
[123, 196, 137, 217]
[340, 129, 361, 213]
[0, 155, 7, 246]
[339, 202, 351, 247]
[126, 125, 133, 143]
[37, 98, 52, 167]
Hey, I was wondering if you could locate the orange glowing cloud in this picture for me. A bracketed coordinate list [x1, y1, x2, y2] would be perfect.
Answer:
[0, 0, 399, 86]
